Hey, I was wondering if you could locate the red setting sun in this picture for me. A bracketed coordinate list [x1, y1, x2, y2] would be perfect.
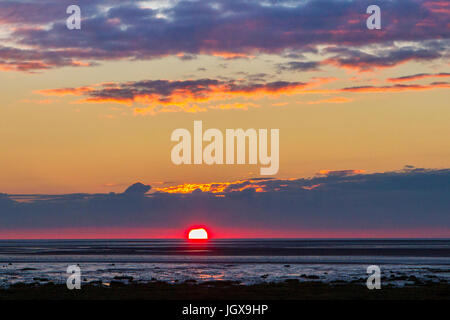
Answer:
[188, 228, 209, 240]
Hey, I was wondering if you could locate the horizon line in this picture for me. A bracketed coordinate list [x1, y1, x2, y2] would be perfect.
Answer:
[1, 237, 449, 241]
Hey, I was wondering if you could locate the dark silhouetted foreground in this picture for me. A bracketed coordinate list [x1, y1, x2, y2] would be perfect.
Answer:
[1, 281, 448, 300]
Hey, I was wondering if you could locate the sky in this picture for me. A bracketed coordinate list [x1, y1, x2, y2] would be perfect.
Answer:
[0, 0, 449, 238]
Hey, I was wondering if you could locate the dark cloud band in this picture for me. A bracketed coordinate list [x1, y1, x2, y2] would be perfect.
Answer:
[0, 0, 448, 71]
[1, 167, 449, 235]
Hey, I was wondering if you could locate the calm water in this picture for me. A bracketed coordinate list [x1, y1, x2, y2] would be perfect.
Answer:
[0, 239, 449, 286]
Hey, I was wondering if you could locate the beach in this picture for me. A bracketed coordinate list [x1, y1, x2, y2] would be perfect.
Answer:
[0, 239, 448, 300]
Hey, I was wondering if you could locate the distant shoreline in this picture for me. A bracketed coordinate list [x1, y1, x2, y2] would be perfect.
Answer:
[1, 238, 450, 240]
[1, 238, 449, 257]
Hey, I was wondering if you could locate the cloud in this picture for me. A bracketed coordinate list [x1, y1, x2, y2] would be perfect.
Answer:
[277, 61, 321, 72]
[423, 0, 450, 14]
[317, 169, 365, 177]
[323, 46, 446, 72]
[35, 75, 449, 114]
[209, 102, 259, 110]
[154, 178, 274, 194]
[0, 45, 98, 72]
[0, 0, 448, 71]
[124, 182, 151, 195]
[306, 97, 353, 105]
[37, 78, 330, 113]
[340, 82, 450, 93]
[0, 168, 450, 237]
[388, 72, 450, 82]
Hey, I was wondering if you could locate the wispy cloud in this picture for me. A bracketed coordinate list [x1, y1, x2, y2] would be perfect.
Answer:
[277, 61, 322, 72]
[35, 75, 449, 114]
[388, 72, 450, 82]
[340, 82, 450, 93]
[317, 169, 365, 176]
[306, 97, 353, 105]
[37, 77, 334, 114]
[323, 45, 446, 72]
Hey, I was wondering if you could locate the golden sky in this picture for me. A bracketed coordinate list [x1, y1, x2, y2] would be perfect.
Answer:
[0, 0, 449, 194]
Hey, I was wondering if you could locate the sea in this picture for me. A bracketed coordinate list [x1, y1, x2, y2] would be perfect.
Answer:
[0, 239, 449, 287]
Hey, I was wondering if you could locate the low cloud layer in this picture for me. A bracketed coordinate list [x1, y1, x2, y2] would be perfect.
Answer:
[1, 167, 449, 237]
